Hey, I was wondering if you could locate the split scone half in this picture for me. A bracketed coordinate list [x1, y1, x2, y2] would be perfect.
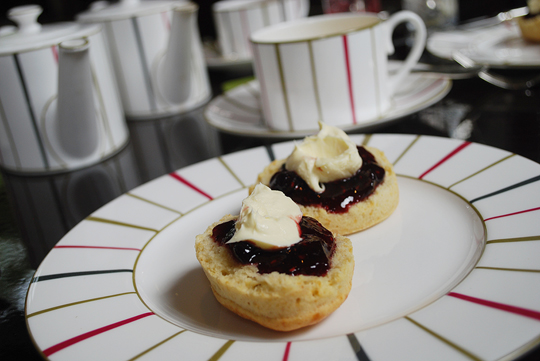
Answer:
[251, 145, 399, 236]
[195, 215, 354, 331]
[195, 184, 354, 332]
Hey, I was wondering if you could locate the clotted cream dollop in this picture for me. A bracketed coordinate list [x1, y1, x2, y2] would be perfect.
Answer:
[227, 184, 302, 249]
[285, 122, 362, 193]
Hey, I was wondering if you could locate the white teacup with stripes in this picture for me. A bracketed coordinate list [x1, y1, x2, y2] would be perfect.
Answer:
[213, 0, 297, 60]
[250, 11, 427, 132]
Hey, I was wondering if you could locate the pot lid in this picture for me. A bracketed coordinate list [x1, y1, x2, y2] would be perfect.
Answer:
[77, 0, 189, 22]
[0, 5, 101, 55]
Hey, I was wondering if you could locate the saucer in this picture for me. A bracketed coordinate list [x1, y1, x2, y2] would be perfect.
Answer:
[427, 22, 540, 68]
[203, 41, 253, 71]
[204, 71, 452, 138]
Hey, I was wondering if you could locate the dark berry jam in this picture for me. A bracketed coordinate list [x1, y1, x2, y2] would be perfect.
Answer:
[268, 146, 385, 213]
[211, 216, 335, 276]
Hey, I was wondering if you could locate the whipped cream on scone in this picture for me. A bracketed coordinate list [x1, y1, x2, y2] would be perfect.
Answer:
[286, 122, 363, 193]
[251, 123, 399, 235]
[227, 184, 302, 249]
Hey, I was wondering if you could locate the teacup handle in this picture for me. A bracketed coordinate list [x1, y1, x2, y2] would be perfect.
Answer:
[385, 10, 427, 96]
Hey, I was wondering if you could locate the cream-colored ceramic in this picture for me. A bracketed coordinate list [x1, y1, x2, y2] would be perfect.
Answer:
[77, 0, 211, 120]
[0, 5, 128, 174]
[250, 11, 427, 131]
[213, 0, 309, 60]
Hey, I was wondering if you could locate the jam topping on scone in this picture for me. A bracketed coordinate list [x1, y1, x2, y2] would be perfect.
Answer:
[212, 216, 335, 276]
[269, 146, 385, 214]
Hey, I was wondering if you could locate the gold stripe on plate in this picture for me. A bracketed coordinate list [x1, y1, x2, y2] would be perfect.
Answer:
[361, 134, 372, 147]
[447, 154, 515, 190]
[487, 235, 540, 244]
[208, 340, 235, 361]
[405, 316, 482, 361]
[26, 292, 137, 318]
[86, 216, 161, 233]
[128, 330, 187, 361]
[126, 193, 183, 215]
[218, 157, 245, 188]
[476, 266, 540, 273]
[392, 135, 421, 166]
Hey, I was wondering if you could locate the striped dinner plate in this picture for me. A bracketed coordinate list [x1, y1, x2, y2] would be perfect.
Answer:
[26, 134, 540, 361]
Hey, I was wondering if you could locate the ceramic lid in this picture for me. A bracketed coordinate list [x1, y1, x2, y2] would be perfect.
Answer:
[77, 0, 188, 22]
[0, 5, 101, 55]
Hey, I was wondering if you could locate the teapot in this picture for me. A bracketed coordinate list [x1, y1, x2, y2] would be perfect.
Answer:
[77, 0, 212, 120]
[0, 5, 128, 174]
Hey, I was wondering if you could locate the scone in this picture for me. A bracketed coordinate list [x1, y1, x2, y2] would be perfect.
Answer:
[251, 123, 399, 235]
[195, 185, 354, 332]
[517, 0, 540, 42]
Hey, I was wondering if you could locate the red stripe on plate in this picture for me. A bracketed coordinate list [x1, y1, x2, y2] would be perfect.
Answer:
[169, 172, 213, 200]
[342, 35, 357, 125]
[282, 342, 292, 361]
[419, 141, 471, 180]
[43, 312, 154, 356]
[54, 245, 141, 251]
[448, 292, 540, 321]
[484, 206, 540, 222]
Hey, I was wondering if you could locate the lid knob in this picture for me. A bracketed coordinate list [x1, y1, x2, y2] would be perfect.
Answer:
[8, 5, 43, 34]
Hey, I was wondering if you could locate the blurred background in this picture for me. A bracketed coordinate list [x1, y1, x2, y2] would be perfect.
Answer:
[0, 0, 530, 40]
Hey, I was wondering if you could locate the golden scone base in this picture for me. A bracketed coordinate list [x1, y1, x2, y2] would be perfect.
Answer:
[517, 16, 540, 42]
[195, 215, 354, 332]
[251, 146, 399, 235]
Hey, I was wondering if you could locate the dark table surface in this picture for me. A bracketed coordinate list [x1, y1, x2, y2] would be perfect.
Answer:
[1, 2, 540, 360]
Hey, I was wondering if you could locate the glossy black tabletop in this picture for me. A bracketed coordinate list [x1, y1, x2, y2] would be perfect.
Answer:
[1, 1, 540, 360]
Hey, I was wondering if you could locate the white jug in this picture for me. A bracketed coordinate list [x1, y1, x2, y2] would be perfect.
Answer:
[0, 5, 128, 174]
[78, 0, 212, 120]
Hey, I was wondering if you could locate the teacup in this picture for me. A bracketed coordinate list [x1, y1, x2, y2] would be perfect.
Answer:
[250, 11, 427, 131]
[213, 0, 309, 60]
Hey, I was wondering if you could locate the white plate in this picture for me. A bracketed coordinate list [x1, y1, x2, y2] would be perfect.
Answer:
[204, 42, 253, 71]
[428, 22, 540, 68]
[26, 134, 540, 361]
[204, 74, 452, 138]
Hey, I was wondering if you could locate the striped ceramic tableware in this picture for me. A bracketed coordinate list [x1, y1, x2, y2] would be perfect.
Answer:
[213, 0, 286, 60]
[77, 0, 212, 120]
[250, 11, 427, 132]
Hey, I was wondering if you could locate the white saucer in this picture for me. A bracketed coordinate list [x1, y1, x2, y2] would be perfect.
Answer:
[203, 42, 253, 71]
[428, 22, 540, 68]
[204, 71, 452, 138]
